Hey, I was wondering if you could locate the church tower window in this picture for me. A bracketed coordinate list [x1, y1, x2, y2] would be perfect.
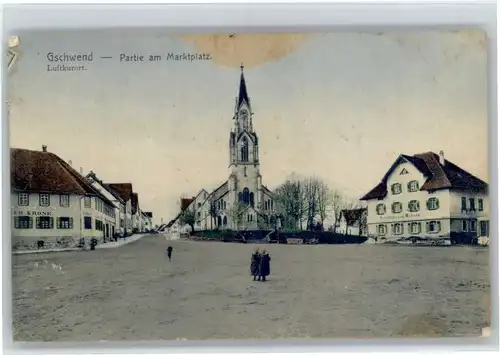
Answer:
[223, 216, 227, 226]
[250, 192, 254, 207]
[242, 188, 250, 204]
[241, 137, 249, 162]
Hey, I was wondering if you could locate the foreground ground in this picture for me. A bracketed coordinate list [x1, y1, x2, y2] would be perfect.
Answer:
[11, 236, 490, 341]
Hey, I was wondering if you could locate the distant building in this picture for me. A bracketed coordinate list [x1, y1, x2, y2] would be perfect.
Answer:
[173, 66, 276, 231]
[360, 151, 489, 242]
[11, 146, 117, 249]
[338, 208, 367, 236]
[107, 183, 134, 235]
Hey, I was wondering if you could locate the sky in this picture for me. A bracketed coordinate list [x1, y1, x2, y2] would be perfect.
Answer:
[8, 30, 488, 224]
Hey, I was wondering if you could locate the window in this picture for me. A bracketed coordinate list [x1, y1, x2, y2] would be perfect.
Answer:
[407, 180, 419, 192]
[217, 216, 222, 226]
[238, 192, 242, 202]
[197, 203, 201, 208]
[197, 212, 201, 218]
[18, 193, 29, 206]
[480, 221, 489, 236]
[96, 220, 103, 231]
[57, 217, 73, 229]
[84, 216, 92, 230]
[241, 137, 249, 162]
[84, 197, 91, 208]
[392, 223, 403, 235]
[36, 216, 53, 229]
[409, 222, 421, 234]
[400, 168, 409, 175]
[478, 199, 484, 211]
[426, 198, 439, 210]
[376, 204, 386, 215]
[408, 200, 420, 212]
[223, 216, 227, 226]
[391, 183, 402, 195]
[426, 221, 441, 234]
[242, 188, 250, 205]
[461, 197, 467, 211]
[470, 220, 477, 232]
[39, 193, 50, 207]
[60, 194, 70, 207]
[223, 201, 226, 210]
[377, 224, 387, 236]
[469, 198, 476, 212]
[250, 192, 254, 207]
[14, 216, 33, 229]
[461, 220, 468, 232]
[391, 202, 402, 213]
[248, 214, 253, 222]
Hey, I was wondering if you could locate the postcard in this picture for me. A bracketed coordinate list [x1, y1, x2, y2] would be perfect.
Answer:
[8, 30, 490, 341]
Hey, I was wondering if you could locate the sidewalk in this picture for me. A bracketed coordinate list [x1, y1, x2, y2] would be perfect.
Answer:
[96, 233, 146, 249]
[13, 234, 149, 255]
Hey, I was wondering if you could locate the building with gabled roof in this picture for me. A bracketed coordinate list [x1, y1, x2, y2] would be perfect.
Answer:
[11, 146, 118, 250]
[107, 182, 133, 234]
[170, 66, 276, 232]
[360, 150, 489, 243]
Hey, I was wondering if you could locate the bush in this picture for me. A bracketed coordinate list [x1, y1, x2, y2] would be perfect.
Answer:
[36, 240, 44, 249]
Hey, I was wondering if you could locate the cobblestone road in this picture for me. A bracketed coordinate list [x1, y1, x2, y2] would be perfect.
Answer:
[12, 235, 490, 341]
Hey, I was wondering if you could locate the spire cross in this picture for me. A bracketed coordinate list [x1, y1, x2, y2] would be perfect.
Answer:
[240, 63, 244, 72]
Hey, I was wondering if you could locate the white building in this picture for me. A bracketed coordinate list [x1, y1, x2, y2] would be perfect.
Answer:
[338, 208, 368, 236]
[360, 151, 489, 243]
[86, 170, 126, 238]
[171, 66, 276, 232]
[11, 146, 117, 250]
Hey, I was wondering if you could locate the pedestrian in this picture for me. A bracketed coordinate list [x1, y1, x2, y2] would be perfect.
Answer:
[259, 249, 271, 282]
[250, 248, 261, 281]
[166, 246, 173, 261]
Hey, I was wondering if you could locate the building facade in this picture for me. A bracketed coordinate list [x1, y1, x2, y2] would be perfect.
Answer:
[11, 147, 117, 249]
[171, 66, 275, 232]
[107, 183, 134, 235]
[360, 151, 489, 242]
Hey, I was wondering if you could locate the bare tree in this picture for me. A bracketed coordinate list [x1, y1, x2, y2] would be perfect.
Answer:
[179, 204, 196, 232]
[274, 179, 305, 231]
[316, 179, 333, 229]
[229, 202, 246, 230]
[302, 177, 320, 230]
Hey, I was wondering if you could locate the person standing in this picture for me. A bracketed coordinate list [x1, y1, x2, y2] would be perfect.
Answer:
[250, 248, 261, 281]
[259, 249, 271, 282]
[166, 246, 173, 261]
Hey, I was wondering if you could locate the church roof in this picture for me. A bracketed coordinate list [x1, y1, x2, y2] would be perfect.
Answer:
[237, 65, 250, 109]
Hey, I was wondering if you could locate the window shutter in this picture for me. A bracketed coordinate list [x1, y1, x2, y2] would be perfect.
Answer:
[436, 199, 440, 209]
[426, 221, 429, 233]
[13, 217, 19, 229]
[437, 221, 441, 232]
[426, 199, 430, 210]
[36, 217, 40, 228]
[49, 217, 53, 229]
[56, 217, 60, 229]
[69, 218, 74, 229]
[29, 217, 33, 229]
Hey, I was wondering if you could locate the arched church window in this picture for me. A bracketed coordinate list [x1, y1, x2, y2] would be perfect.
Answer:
[238, 192, 242, 202]
[241, 137, 249, 162]
[217, 216, 222, 227]
[243, 188, 250, 204]
[223, 201, 226, 210]
[223, 216, 227, 226]
[250, 192, 254, 207]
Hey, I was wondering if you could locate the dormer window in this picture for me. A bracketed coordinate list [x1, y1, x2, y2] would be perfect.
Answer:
[391, 183, 402, 195]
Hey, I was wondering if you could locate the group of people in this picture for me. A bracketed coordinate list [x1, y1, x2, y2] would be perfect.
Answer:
[250, 248, 271, 282]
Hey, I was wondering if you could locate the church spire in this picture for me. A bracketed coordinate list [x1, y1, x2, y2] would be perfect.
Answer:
[237, 64, 250, 109]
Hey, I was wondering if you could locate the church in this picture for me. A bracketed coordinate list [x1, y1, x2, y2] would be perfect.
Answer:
[174, 66, 276, 231]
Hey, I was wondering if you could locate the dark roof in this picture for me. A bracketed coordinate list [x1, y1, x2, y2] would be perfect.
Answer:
[341, 208, 367, 226]
[131, 192, 139, 214]
[180, 197, 195, 211]
[360, 152, 488, 200]
[108, 183, 133, 202]
[237, 66, 250, 109]
[86, 172, 125, 204]
[11, 148, 114, 206]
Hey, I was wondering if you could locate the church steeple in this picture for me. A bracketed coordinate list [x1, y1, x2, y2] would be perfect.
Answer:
[237, 64, 250, 109]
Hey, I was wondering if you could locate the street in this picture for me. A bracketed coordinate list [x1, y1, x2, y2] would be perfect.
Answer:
[12, 235, 490, 341]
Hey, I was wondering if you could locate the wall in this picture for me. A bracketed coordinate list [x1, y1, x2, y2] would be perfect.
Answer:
[366, 161, 451, 239]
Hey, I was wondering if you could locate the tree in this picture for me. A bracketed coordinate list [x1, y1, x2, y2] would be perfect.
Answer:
[316, 179, 333, 229]
[209, 201, 218, 230]
[274, 179, 305, 231]
[179, 205, 196, 232]
[331, 190, 347, 234]
[229, 202, 246, 230]
[302, 177, 320, 230]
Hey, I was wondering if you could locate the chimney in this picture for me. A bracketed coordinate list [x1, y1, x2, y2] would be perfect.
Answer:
[68, 160, 72, 167]
[42, 145, 47, 152]
[79, 167, 83, 175]
[439, 150, 445, 166]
